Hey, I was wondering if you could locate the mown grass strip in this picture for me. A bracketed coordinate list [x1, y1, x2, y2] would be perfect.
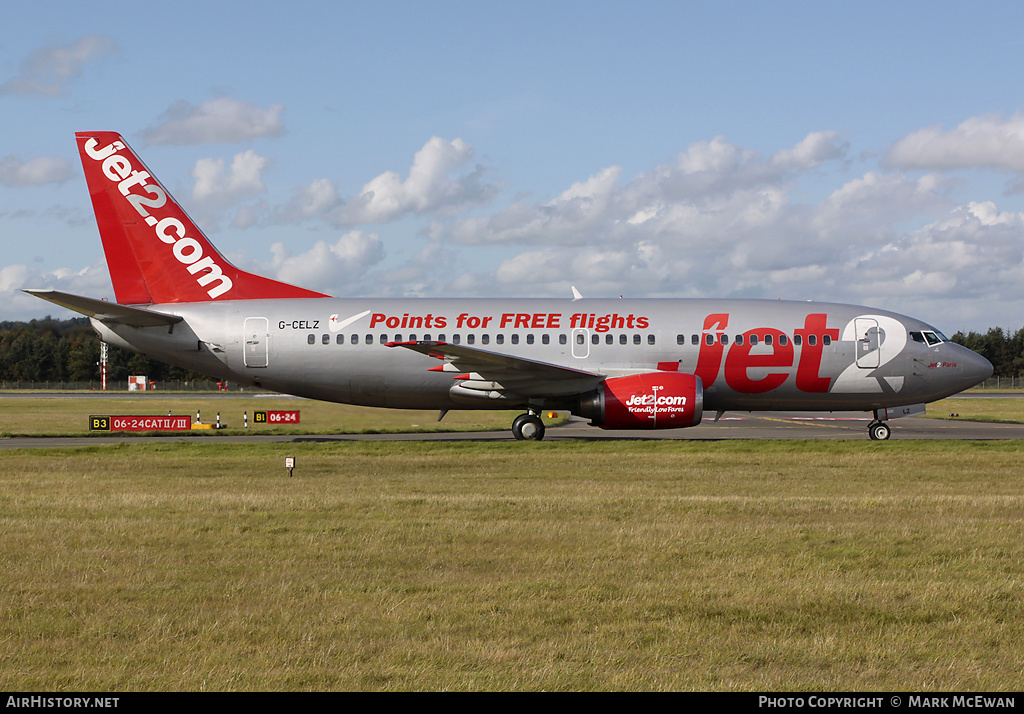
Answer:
[1, 440, 1022, 691]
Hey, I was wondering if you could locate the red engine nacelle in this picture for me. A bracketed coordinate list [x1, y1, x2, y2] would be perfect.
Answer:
[577, 372, 704, 430]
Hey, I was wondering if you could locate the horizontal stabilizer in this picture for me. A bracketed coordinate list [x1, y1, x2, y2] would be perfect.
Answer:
[23, 289, 183, 327]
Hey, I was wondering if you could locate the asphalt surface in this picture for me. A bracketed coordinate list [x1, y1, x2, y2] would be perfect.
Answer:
[2, 411, 1022, 449]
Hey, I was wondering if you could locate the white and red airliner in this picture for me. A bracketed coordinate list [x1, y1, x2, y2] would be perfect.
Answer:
[26, 132, 993, 440]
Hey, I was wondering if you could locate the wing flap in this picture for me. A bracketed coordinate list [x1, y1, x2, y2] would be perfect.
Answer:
[387, 340, 605, 397]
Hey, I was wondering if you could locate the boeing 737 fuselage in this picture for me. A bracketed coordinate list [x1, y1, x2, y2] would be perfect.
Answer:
[26, 132, 993, 440]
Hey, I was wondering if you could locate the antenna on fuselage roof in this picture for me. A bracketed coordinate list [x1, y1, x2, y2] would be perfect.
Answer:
[571, 286, 583, 302]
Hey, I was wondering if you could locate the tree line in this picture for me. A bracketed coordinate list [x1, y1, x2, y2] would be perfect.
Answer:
[0, 316, 209, 384]
[1, 317, 1022, 385]
[950, 328, 1024, 379]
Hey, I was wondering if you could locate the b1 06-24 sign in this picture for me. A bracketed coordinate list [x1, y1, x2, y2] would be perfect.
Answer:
[254, 410, 300, 424]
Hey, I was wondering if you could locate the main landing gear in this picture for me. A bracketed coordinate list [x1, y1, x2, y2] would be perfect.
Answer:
[512, 411, 545, 441]
[867, 420, 891, 441]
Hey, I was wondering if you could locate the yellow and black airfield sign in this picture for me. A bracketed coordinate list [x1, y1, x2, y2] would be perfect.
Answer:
[89, 415, 192, 431]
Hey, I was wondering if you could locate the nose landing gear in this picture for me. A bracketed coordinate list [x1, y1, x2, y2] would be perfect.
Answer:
[867, 420, 891, 441]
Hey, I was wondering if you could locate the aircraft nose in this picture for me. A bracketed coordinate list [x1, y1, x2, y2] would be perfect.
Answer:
[960, 347, 993, 388]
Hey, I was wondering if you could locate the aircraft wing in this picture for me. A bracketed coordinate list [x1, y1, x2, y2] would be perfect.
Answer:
[387, 340, 605, 397]
[23, 289, 183, 328]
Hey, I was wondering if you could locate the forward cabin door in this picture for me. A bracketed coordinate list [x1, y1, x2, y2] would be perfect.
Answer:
[243, 317, 269, 368]
[854, 318, 880, 369]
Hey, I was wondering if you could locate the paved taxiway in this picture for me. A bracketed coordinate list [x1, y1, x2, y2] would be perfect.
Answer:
[3, 411, 1023, 449]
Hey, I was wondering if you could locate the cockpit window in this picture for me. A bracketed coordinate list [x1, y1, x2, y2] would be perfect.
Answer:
[911, 330, 945, 345]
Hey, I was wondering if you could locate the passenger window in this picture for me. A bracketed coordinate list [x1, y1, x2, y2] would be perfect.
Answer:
[677, 334, 686, 345]
[735, 335, 744, 345]
[648, 335, 655, 345]
[527, 334, 535, 345]
[336, 334, 344, 345]
[380, 334, 388, 343]
[422, 334, 430, 341]
[351, 334, 359, 345]
[437, 334, 446, 342]
[482, 334, 489, 345]
[577, 333, 585, 345]
[497, 334, 504, 345]
[721, 334, 729, 345]
[559, 334, 567, 345]
[764, 334, 773, 346]
[394, 334, 402, 342]
[512, 334, 519, 345]
[779, 334, 787, 346]
[591, 334, 599, 345]
[705, 334, 714, 346]
[307, 334, 315, 345]
[692, 334, 700, 346]
[750, 335, 759, 346]
[620, 334, 627, 345]
[633, 334, 641, 345]
[823, 335, 831, 346]
[366, 334, 374, 345]
[793, 334, 801, 346]
[605, 334, 613, 345]
[807, 335, 816, 346]
[543, 335, 551, 345]
[453, 334, 461, 345]
[467, 334, 474, 344]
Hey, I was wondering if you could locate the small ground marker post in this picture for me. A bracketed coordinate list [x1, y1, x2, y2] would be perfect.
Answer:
[285, 456, 295, 478]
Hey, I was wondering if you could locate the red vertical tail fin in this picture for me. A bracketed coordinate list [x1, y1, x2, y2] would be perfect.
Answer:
[76, 131, 328, 305]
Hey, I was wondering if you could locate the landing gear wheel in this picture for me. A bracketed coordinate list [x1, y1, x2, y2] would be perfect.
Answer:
[868, 421, 891, 441]
[512, 413, 545, 441]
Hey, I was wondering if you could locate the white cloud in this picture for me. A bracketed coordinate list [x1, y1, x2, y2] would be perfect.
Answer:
[884, 113, 1024, 172]
[326, 137, 496, 225]
[276, 178, 341, 222]
[0, 35, 117, 97]
[0, 156, 73, 186]
[1, 260, 115, 321]
[419, 129, 1024, 329]
[142, 98, 285, 145]
[443, 132, 852, 249]
[191, 150, 270, 208]
[772, 131, 848, 169]
[267, 230, 385, 292]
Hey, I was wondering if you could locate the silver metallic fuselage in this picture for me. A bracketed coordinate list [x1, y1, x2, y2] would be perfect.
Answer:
[90, 297, 993, 414]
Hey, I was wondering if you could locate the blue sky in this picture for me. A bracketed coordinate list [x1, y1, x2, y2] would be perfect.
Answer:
[4, 0, 1024, 331]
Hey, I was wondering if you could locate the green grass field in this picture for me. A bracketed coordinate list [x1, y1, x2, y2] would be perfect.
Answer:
[1, 439, 1022, 691]
[925, 398, 1024, 424]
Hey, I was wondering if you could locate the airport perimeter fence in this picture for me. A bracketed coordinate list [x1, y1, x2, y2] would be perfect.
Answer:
[0, 380, 265, 392]
[979, 376, 1024, 389]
